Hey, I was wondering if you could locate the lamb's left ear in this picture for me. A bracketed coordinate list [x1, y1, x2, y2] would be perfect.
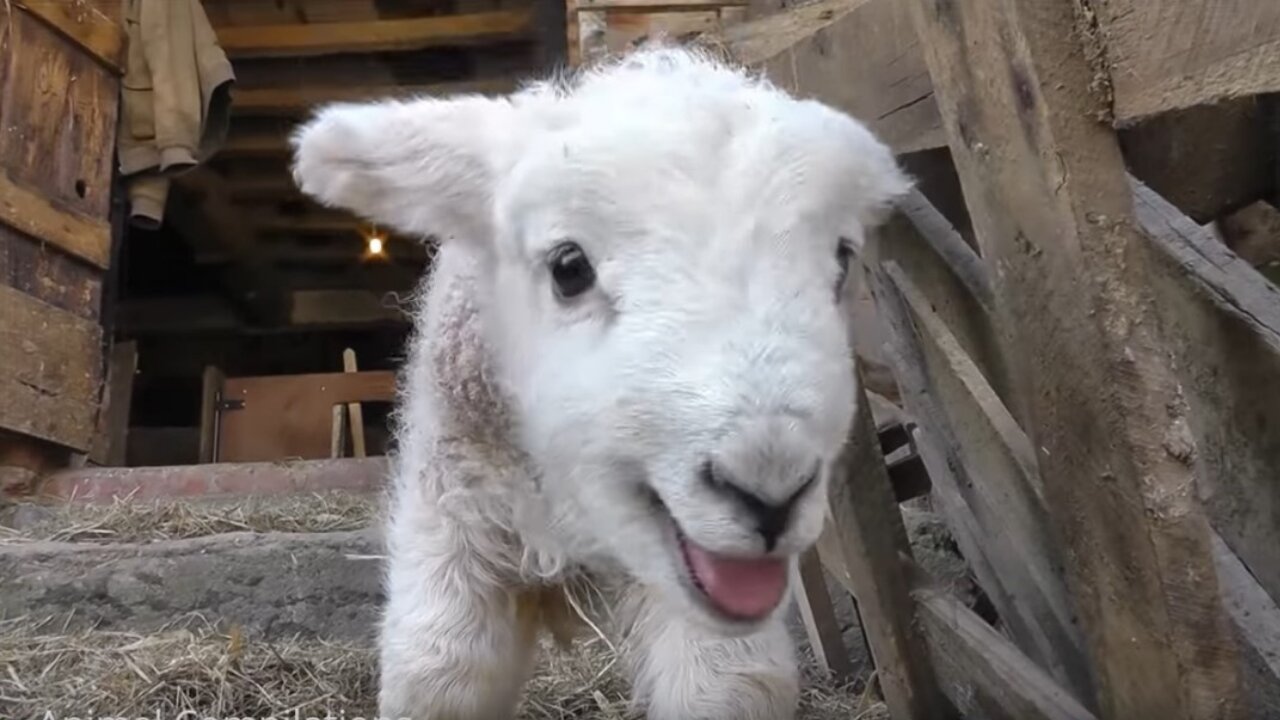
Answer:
[290, 94, 521, 244]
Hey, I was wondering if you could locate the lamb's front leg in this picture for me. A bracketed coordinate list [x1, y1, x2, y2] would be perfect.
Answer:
[623, 589, 800, 720]
[377, 501, 536, 720]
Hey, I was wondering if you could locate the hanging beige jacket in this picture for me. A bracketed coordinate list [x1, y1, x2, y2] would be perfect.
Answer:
[117, 0, 235, 229]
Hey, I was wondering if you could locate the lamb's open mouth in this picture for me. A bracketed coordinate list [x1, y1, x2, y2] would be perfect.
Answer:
[644, 485, 789, 622]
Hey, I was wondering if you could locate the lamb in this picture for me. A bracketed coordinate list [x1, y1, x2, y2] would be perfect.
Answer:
[290, 46, 911, 720]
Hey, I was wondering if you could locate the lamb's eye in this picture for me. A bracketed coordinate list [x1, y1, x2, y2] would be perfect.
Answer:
[548, 241, 596, 300]
[835, 239, 855, 298]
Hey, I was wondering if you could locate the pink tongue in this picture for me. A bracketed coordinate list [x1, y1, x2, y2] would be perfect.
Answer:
[683, 540, 788, 620]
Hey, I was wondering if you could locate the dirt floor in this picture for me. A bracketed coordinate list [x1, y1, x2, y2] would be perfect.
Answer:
[0, 493, 899, 719]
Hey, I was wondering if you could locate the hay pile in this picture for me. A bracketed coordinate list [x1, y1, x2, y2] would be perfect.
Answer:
[0, 615, 885, 720]
[0, 492, 380, 544]
[0, 494, 885, 719]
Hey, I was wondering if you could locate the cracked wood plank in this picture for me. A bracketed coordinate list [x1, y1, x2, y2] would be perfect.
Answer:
[0, 284, 102, 451]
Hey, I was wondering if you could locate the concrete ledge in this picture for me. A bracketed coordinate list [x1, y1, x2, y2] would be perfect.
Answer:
[0, 529, 383, 642]
[38, 458, 390, 502]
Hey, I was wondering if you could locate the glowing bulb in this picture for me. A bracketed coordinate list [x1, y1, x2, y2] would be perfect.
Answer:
[366, 234, 386, 257]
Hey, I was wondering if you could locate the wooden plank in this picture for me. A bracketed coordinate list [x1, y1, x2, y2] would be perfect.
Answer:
[342, 348, 368, 459]
[15, 0, 127, 72]
[870, 251, 1093, 701]
[0, 169, 111, 269]
[217, 371, 396, 463]
[1132, 178, 1280, 613]
[913, 581, 1099, 720]
[1211, 529, 1280, 683]
[884, 261, 1094, 699]
[89, 340, 137, 467]
[814, 361, 950, 720]
[908, 0, 1247, 718]
[704, 0, 944, 154]
[231, 79, 518, 116]
[793, 547, 855, 683]
[577, 0, 748, 7]
[198, 365, 225, 464]
[707, 0, 1280, 153]
[0, 224, 103, 321]
[216, 10, 535, 58]
[0, 9, 119, 220]
[329, 404, 347, 459]
[1093, 0, 1280, 123]
[0, 285, 103, 451]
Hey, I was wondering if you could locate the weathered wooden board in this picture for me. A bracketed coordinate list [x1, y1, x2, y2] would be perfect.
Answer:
[0, 8, 119, 222]
[1093, 0, 1280, 124]
[710, 0, 1280, 154]
[0, 285, 103, 451]
[883, 261, 1094, 701]
[814, 361, 950, 720]
[216, 371, 397, 463]
[793, 548, 855, 683]
[89, 340, 138, 467]
[216, 10, 534, 58]
[908, 0, 1247, 718]
[0, 224, 102, 321]
[913, 582, 1099, 720]
[16, 0, 127, 72]
[710, 0, 943, 154]
[1133, 179, 1280, 614]
[0, 169, 111, 269]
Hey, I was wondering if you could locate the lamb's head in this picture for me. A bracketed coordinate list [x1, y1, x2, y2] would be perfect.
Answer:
[292, 48, 910, 631]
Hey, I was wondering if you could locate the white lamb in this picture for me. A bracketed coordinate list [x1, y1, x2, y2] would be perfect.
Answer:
[291, 46, 910, 720]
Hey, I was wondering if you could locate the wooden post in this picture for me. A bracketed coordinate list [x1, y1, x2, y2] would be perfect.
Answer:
[198, 365, 225, 464]
[816, 361, 952, 720]
[342, 348, 368, 459]
[906, 0, 1247, 718]
[89, 340, 138, 467]
[793, 547, 855, 683]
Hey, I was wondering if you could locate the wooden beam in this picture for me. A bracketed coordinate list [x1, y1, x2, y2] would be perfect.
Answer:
[814, 361, 950, 720]
[577, 0, 748, 7]
[913, 581, 1099, 720]
[88, 340, 138, 467]
[908, 1, 1247, 718]
[220, 131, 290, 157]
[342, 349, 368, 459]
[256, 210, 366, 236]
[16, 0, 126, 73]
[705, 0, 1280, 156]
[1132, 178, 1280, 613]
[793, 548, 855, 683]
[882, 260, 1094, 699]
[291, 290, 407, 327]
[216, 10, 535, 59]
[1211, 529, 1280, 684]
[0, 286, 103, 452]
[703, 0, 944, 154]
[231, 78, 518, 116]
[1092, 1, 1280, 124]
[198, 365, 225, 464]
[0, 169, 111, 269]
[116, 291, 409, 334]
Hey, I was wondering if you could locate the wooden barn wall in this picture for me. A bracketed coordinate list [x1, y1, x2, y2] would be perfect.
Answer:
[0, 1, 123, 454]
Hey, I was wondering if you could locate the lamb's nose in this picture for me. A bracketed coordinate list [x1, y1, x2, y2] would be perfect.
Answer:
[699, 460, 818, 552]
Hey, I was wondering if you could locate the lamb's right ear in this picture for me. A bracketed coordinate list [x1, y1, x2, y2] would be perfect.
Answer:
[290, 95, 519, 243]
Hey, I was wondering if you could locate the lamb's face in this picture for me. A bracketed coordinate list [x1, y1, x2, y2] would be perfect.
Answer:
[291, 49, 909, 631]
